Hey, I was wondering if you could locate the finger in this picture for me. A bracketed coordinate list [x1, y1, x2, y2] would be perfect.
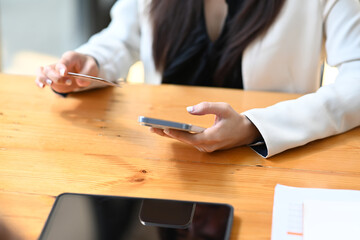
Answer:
[75, 78, 91, 87]
[150, 127, 173, 138]
[187, 102, 233, 117]
[35, 79, 44, 88]
[55, 63, 78, 86]
[43, 65, 63, 84]
[162, 129, 216, 152]
[57, 51, 85, 79]
[150, 127, 166, 136]
[35, 67, 46, 88]
[60, 51, 81, 71]
[55, 63, 67, 77]
[163, 128, 205, 145]
[45, 79, 53, 86]
[37, 67, 54, 87]
[64, 79, 73, 86]
[50, 84, 77, 94]
[194, 145, 214, 152]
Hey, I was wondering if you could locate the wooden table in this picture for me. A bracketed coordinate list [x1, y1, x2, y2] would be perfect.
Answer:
[0, 73, 359, 240]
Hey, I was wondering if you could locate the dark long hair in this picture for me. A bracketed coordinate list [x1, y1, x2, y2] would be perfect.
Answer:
[150, 0, 286, 85]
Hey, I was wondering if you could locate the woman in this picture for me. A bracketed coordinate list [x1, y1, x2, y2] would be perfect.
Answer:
[36, 0, 360, 157]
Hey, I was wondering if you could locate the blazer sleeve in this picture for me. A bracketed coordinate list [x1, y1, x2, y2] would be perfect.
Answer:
[243, 0, 360, 158]
[75, 0, 141, 83]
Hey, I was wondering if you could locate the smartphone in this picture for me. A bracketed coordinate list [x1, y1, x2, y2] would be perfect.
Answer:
[138, 116, 206, 133]
[39, 193, 234, 240]
[67, 72, 121, 87]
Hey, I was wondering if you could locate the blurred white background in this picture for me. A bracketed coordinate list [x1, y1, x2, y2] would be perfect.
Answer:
[0, 0, 116, 75]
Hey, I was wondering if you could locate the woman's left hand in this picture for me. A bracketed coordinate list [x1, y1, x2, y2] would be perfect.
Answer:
[150, 102, 261, 152]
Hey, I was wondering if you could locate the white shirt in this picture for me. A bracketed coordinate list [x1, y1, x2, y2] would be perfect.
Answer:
[76, 0, 360, 157]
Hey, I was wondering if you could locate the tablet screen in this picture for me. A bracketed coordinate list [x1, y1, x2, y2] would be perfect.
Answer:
[39, 193, 233, 240]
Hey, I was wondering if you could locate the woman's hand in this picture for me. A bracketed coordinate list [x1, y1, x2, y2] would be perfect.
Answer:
[150, 102, 261, 152]
[35, 51, 99, 93]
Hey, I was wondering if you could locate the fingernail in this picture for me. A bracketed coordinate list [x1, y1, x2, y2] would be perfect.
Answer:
[65, 79, 72, 85]
[186, 106, 194, 113]
[77, 79, 87, 87]
[37, 81, 44, 88]
[46, 79, 53, 85]
[59, 68, 66, 76]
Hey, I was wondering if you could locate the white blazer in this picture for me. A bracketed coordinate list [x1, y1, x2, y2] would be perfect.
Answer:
[76, 0, 360, 157]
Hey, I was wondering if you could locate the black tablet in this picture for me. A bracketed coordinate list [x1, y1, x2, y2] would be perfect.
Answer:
[39, 193, 233, 240]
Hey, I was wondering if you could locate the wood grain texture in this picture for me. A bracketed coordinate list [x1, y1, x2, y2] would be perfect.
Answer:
[0, 73, 359, 240]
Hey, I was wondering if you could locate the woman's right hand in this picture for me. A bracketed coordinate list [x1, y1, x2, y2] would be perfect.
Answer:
[35, 51, 99, 93]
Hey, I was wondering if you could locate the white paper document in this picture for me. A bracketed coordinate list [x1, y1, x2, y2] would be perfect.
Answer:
[271, 184, 360, 240]
[303, 200, 360, 240]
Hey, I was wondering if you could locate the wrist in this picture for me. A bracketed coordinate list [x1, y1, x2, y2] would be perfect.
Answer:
[241, 114, 262, 145]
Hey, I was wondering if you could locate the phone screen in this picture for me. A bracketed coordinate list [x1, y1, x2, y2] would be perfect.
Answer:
[39, 193, 233, 240]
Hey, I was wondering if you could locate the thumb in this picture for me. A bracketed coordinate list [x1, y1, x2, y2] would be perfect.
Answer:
[186, 102, 233, 117]
[56, 51, 84, 76]
[75, 78, 91, 87]
[55, 63, 67, 77]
